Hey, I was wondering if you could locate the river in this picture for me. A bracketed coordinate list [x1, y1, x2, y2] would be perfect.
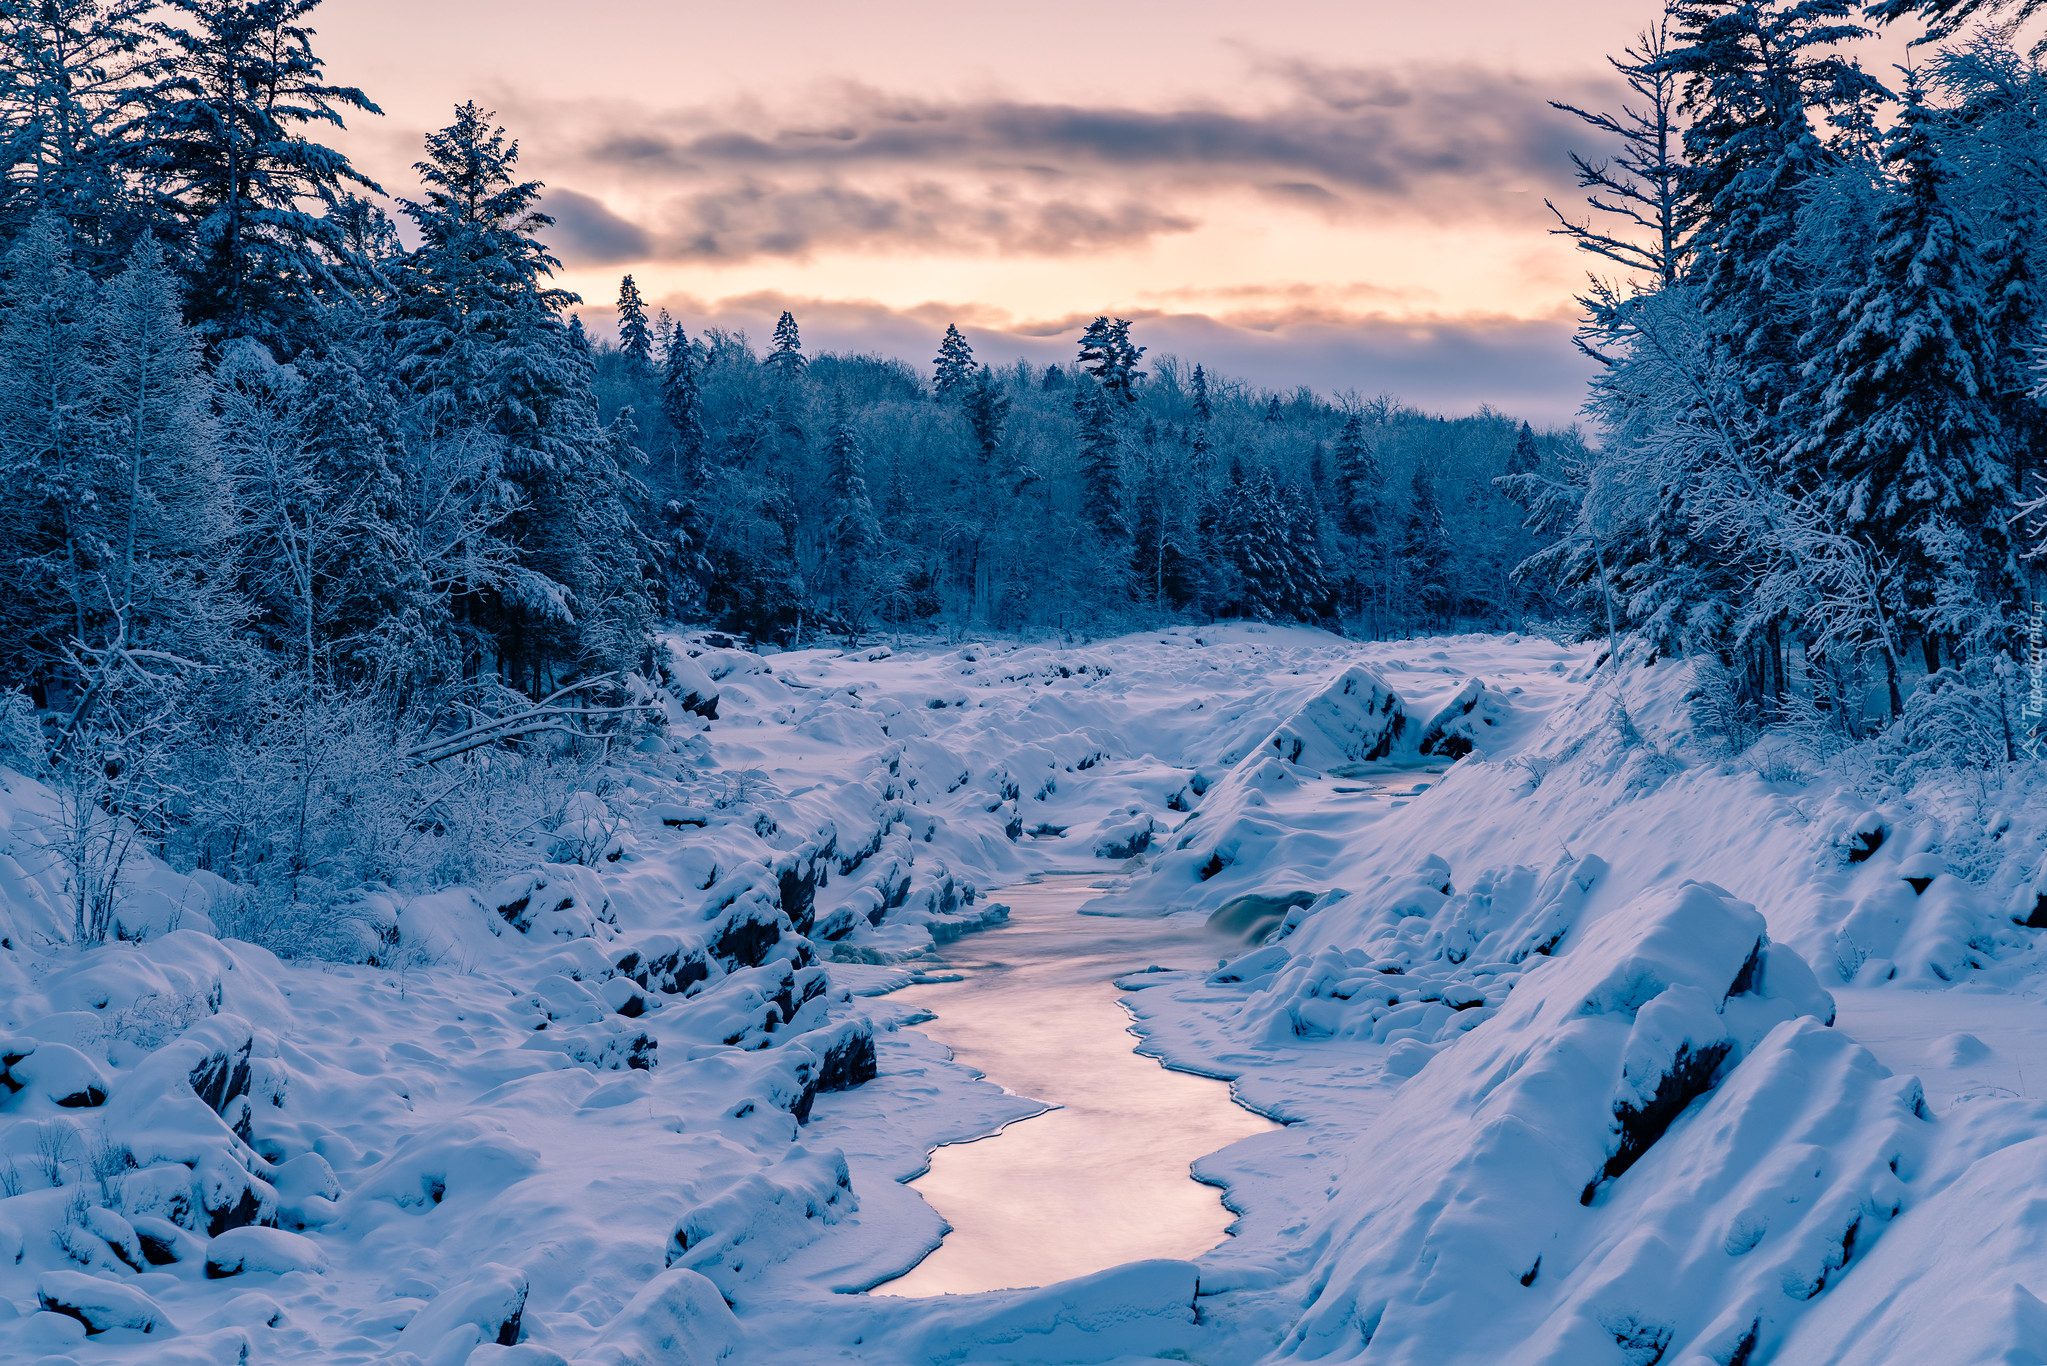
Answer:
[873, 875, 1277, 1297]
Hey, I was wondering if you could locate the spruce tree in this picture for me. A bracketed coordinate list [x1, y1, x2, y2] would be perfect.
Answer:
[1789, 74, 2013, 650]
[768, 310, 805, 376]
[822, 393, 879, 623]
[0, 0, 158, 269]
[143, 0, 383, 349]
[961, 365, 1010, 462]
[616, 274, 652, 372]
[1191, 363, 1212, 422]
[1264, 395, 1284, 424]
[1077, 316, 1144, 402]
[1076, 379, 1127, 540]
[1507, 420, 1542, 475]
[1401, 463, 1452, 627]
[933, 323, 974, 397]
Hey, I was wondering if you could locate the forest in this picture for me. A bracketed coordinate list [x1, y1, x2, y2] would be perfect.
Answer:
[0, 0, 2038, 942]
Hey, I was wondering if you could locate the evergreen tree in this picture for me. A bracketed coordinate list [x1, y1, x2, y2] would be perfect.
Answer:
[1264, 395, 1284, 424]
[1077, 316, 1144, 402]
[933, 323, 974, 398]
[1507, 420, 1542, 475]
[0, 0, 158, 268]
[1191, 362, 1211, 422]
[961, 365, 1010, 462]
[143, 0, 382, 349]
[616, 273, 651, 372]
[1401, 463, 1452, 627]
[767, 309, 804, 376]
[821, 393, 879, 624]
[1075, 379, 1126, 540]
[1788, 73, 2013, 650]
[391, 103, 647, 687]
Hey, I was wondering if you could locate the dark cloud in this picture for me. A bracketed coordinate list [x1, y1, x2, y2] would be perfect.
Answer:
[542, 188, 654, 265]
[513, 60, 1618, 265]
[574, 291, 1598, 427]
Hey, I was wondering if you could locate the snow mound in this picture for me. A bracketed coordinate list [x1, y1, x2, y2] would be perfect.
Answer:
[1254, 664, 1408, 770]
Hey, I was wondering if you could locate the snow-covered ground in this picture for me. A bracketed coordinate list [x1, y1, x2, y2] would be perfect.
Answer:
[2, 624, 2044, 1364]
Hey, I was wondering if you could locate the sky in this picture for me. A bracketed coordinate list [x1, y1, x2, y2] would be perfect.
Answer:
[310, 1, 1931, 426]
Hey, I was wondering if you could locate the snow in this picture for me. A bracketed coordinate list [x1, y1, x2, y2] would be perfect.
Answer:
[2, 623, 2046, 1363]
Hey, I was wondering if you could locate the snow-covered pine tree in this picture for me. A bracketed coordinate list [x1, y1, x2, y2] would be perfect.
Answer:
[933, 323, 974, 398]
[962, 365, 1010, 462]
[1787, 72, 2014, 662]
[1667, 0, 1882, 432]
[143, 0, 383, 349]
[616, 274, 652, 372]
[1507, 421, 1542, 475]
[1077, 316, 1144, 402]
[1401, 462, 1452, 628]
[1264, 396, 1284, 424]
[1332, 411, 1385, 627]
[1075, 378, 1127, 541]
[0, 0, 158, 270]
[392, 103, 649, 688]
[767, 310, 805, 376]
[1190, 363, 1212, 423]
[821, 393, 879, 623]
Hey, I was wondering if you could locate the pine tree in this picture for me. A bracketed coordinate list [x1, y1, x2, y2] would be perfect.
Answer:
[1191, 363, 1212, 422]
[933, 323, 974, 398]
[0, 0, 158, 268]
[768, 310, 804, 376]
[1333, 413, 1382, 538]
[616, 274, 652, 372]
[1263, 396, 1284, 424]
[1507, 421, 1542, 475]
[391, 103, 648, 687]
[1401, 463, 1452, 627]
[1788, 73, 2013, 650]
[1077, 316, 1144, 402]
[143, 0, 383, 348]
[821, 393, 879, 623]
[961, 365, 1010, 462]
[1076, 379, 1126, 540]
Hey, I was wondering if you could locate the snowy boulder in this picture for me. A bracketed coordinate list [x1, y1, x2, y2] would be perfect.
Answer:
[1259, 664, 1408, 769]
[400, 1263, 529, 1351]
[575, 1267, 738, 1366]
[486, 865, 617, 940]
[204, 1226, 326, 1278]
[1415, 678, 1507, 759]
[1088, 808, 1163, 860]
[2, 1039, 110, 1107]
[667, 1144, 857, 1296]
[81, 1206, 146, 1271]
[37, 1270, 167, 1335]
[661, 648, 720, 721]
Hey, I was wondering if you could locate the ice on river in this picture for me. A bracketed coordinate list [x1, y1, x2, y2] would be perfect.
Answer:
[875, 877, 1276, 1296]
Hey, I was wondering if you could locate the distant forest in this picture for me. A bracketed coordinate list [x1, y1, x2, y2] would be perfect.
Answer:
[587, 307, 1564, 644]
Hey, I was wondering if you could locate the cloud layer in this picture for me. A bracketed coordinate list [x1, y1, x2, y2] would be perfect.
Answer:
[525, 59, 1613, 266]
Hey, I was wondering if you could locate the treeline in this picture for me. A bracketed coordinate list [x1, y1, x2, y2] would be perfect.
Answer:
[1535, 0, 2043, 755]
[588, 308, 1562, 643]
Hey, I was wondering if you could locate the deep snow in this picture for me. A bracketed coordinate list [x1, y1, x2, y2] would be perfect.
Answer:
[2, 623, 2045, 1365]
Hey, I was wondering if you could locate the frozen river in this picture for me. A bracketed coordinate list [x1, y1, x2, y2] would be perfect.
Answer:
[874, 876, 1278, 1296]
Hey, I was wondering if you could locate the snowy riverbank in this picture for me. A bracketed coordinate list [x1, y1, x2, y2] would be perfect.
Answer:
[3, 624, 2044, 1364]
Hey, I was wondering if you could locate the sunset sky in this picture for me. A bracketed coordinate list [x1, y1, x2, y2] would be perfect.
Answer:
[312, 1, 1929, 424]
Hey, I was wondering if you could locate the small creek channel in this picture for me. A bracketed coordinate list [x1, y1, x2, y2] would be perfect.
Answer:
[872, 875, 1277, 1297]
